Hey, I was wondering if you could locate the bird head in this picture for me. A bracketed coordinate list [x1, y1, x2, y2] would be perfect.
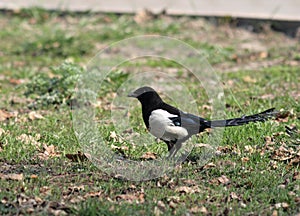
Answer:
[128, 86, 162, 104]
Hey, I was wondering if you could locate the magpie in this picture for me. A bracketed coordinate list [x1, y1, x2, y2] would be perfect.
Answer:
[128, 86, 277, 158]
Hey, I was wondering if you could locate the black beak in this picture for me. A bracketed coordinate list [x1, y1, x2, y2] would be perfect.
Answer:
[127, 91, 137, 98]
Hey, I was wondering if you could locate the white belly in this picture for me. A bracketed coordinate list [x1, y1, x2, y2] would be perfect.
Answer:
[149, 109, 188, 141]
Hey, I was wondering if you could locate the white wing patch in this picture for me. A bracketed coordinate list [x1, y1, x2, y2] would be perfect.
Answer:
[149, 109, 188, 141]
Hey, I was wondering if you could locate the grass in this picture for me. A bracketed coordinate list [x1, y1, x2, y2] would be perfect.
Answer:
[0, 8, 299, 215]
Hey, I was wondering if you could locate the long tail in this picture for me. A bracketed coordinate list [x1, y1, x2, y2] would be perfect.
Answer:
[167, 108, 277, 158]
[206, 108, 278, 128]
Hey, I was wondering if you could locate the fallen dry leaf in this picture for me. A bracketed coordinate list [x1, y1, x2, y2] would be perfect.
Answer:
[279, 155, 295, 161]
[203, 162, 216, 169]
[244, 145, 255, 154]
[243, 76, 257, 83]
[40, 186, 52, 195]
[272, 210, 278, 216]
[259, 51, 268, 59]
[44, 144, 55, 155]
[67, 185, 85, 194]
[66, 151, 88, 162]
[109, 131, 125, 143]
[28, 111, 44, 120]
[270, 160, 278, 169]
[175, 186, 200, 194]
[288, 156, 300, 166]
[241, 157, 250, 163]
[26, 208, 34, 214]
[38, 144, 60, 160]
[47, 201, 70, 215]
[168, 200, 177, 209]
[278, 145, 289, 153]
[84, 191, 102, 198]
[141, 152, 157, 160]
[10, 96, 33, 105]
[199, 206, 209, 214]
[9, 78, 25, 85]
[30, 174, 38, 179]
[293, 172, 300, 180]
[230, 192, 239, 200]
[202, 105, 212, 110]
[275, 110, 292, 122]
[166, 196, 180, 207]
[111, 144, 128, 151]
[195, 143, 211, 148]
[110, 131, 117, 139]
[271, 142, 299, 164]
[182, 179, 197, 186]
[190, 206, 201, 214]
[216, 145, 233, 154]
[116, 193, 144, 204]
[154, 201, 166, 216]
[295, 197, 300, 205]
[265, 136, 274, 145]
[154, 206, 163, 216]
[1, 197, 8, 204]
[157, 200, 166, 210]
[240, 202, 247, 208]
[217, 175, 230, 185]
[69, 196, 84, 204]
[190, 206, 208, 214]
[0, 110, 16, 121]
[16, 133, 41, 147]
[274, 202, 289, 209]
[49, 209, 67, 216]
[260, 94, 275, 100]
[225, 79, 235, 87]
[0, 173, 23, 181]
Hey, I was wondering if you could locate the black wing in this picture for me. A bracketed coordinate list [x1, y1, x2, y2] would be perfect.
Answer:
[160, 102, 210, 134]
[169, 112, 210, 135]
